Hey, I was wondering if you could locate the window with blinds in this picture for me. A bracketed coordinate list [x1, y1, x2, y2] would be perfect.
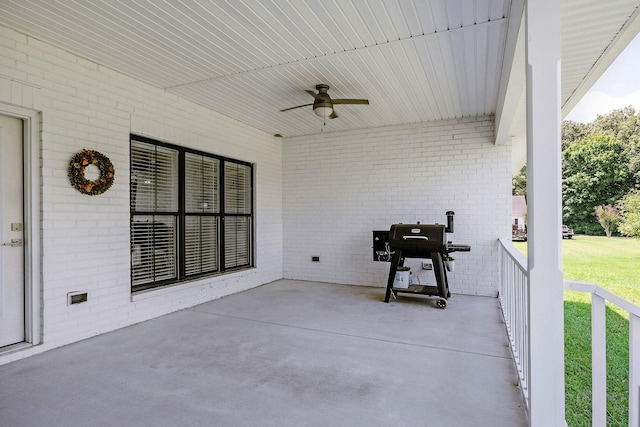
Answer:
[185, 153, 219, 276]
[130, 135, 253, 292]
[224, 162, 252, 269]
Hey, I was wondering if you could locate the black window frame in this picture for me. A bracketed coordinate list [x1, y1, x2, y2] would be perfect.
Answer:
[130, 134, 254, 292]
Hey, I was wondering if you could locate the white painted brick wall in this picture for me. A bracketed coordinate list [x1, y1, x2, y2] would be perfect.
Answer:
[0, 25, 283, 363]
[283, 119, 512, 297]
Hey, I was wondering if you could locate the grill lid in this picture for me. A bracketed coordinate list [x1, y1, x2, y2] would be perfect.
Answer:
[388, 223, 446, 256]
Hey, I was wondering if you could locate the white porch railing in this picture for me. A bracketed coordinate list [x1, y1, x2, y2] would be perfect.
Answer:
[498, 238, 530, 408]
[563, 281, 640, 427]
[498, 238, 640, 426]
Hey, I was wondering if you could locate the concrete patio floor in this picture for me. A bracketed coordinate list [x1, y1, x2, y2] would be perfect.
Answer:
[0, 280, 527, 426]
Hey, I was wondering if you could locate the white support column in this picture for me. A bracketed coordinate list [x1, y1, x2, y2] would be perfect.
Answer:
[525, 1, 565, 426]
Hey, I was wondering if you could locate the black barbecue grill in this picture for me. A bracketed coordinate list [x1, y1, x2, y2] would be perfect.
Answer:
[375, 211, 470, 308]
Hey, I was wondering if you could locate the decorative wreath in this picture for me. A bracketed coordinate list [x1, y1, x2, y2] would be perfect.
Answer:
[68, 149, 115, 195]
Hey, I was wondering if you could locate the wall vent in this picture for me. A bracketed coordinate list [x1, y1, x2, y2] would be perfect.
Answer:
[67, 291, 88, 305]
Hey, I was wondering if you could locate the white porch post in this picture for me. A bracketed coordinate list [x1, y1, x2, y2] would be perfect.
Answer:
[525, 0, 565, 426]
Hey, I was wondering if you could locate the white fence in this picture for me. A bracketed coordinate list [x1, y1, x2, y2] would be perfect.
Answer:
[498, 238, 640, 426]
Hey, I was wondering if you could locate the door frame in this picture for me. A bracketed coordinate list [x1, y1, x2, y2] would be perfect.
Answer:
[0, 104, 41, 348]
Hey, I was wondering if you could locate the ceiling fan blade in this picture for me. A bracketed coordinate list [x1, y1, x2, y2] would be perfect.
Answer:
[331, 99, 369, 105]
[305, 90, 324, 100]
[329, 110, 338, 119]
[280, 103, 313, 112]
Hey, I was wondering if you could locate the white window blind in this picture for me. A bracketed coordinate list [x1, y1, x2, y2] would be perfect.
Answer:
[224, 216, 250, 268]
[224, 162, 252, 268]
[131, 142, 178, 212]
[185, 153, 219, 213]
[185, 216, 218, 275]
[184, 153, 219, 276]
[224, 162, 251, 214]
[131, 216, 177, 285]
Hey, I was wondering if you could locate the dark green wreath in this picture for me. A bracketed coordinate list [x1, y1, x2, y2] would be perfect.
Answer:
[68, 149, 115, 195]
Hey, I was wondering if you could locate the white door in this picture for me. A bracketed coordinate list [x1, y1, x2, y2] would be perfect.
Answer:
[0, 115, 24, 347]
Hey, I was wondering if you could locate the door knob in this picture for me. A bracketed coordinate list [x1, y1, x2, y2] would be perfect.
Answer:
[2, 239, 22, 247]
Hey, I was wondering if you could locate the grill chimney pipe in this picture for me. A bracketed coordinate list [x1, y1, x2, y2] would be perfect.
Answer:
[445, 211, 455, 233]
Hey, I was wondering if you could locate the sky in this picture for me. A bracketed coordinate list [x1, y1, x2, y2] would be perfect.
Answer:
[565, 33, 640, 123]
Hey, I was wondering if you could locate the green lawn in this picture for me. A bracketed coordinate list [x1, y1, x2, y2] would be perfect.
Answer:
[513, 235, 640, 426]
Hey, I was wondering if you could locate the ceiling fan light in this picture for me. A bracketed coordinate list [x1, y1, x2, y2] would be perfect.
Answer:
[314, 106, 333, 118]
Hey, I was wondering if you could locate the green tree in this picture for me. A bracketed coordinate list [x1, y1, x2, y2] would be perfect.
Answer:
[562, 134, 633, 234]
[594, 205, 620, 237]
[617, 191, 640, 237]
[562, 120, 592, 150]
[512, 165, 527, 196]
[591, 106, 640, 182]
[591, 106, 640, 141]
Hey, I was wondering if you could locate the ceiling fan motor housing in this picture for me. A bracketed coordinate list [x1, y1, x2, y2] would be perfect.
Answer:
[313, 84, 333, 114]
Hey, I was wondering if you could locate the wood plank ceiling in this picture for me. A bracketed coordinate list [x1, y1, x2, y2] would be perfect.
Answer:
[0, 1, 638, 139]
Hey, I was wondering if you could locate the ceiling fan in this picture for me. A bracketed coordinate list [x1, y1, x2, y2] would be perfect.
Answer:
[280, 84, 369, 119]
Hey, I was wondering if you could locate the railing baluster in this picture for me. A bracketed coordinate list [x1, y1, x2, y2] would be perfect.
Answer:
[592, 294, 606, 426]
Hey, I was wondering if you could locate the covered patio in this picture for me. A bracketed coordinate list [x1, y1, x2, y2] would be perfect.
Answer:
[0, 280, 527, 426]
